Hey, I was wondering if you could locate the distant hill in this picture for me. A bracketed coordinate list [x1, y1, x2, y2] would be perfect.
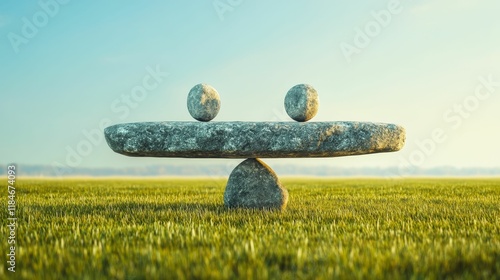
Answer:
[2, 164, 500, 177]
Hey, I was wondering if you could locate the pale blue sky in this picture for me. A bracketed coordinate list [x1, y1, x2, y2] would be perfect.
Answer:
[1, 0, 499, 173]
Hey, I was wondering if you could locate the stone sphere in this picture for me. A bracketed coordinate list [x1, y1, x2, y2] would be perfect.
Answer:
[284, 84, 319, 122]
[187, 84, 221, 122]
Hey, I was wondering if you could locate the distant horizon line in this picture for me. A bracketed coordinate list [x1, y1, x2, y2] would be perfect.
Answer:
[2, 163, 499, 178]
[10, 175, 500, 179]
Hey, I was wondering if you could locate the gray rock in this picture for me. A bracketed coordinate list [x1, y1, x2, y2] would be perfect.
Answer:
[187, 84, 220, 122]
[104, 121, 405, 158]
[284, 84, 319, 122]
[224, 158, 288, 210]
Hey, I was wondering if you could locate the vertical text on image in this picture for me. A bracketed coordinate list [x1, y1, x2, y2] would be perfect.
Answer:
[6, 164, 17, 273]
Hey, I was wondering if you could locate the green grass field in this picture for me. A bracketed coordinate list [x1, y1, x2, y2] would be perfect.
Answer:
[1, 178, 499, 279]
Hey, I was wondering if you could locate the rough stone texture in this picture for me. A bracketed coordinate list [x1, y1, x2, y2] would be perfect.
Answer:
[284, 84, 319, 122]
[187, 84, 220, 122]
[104, 121, 406, 158]
[224, 158, 288, 210]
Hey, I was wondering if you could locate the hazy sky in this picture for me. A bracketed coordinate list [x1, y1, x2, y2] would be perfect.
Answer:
[1, 0, 499, 174]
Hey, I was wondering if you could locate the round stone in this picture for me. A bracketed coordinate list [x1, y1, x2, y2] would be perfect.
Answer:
[187, 84, 221, 122]
[284, 84, 319, 122]
[224, 158, 288, 210]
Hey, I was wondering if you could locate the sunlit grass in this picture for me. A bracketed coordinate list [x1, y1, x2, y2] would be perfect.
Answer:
[1, 178, 499, 279]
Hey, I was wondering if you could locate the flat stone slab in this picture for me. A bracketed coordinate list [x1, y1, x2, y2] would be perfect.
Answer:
[104, 121, 405, 158]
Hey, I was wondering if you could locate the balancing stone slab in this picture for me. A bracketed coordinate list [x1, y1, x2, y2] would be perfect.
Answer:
[105, 121, 405, 158]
